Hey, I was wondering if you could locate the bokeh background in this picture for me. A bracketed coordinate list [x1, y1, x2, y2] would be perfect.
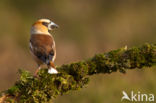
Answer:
[0, 0, 156, 103]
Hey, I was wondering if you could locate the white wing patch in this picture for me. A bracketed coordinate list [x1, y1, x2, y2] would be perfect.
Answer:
[29, 42, 33, 51]
[52, 40, 56, 62]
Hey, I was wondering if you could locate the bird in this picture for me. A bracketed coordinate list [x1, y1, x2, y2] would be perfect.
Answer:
[29, 19, 59, 76]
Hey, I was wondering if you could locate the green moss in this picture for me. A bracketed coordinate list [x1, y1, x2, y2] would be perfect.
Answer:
[0, 43, 156, 103]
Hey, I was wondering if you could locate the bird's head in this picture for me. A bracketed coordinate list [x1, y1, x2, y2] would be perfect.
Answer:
[31, 19, 59, 35]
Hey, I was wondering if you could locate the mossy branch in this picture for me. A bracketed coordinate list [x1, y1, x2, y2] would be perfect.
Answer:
[0, 43, 156, 103]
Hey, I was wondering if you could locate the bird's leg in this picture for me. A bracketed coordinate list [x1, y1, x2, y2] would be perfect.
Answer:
[50, 61, 55, 68]
[34, 65, 41, 77]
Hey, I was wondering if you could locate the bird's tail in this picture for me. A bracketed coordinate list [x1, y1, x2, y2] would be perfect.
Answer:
[48, 61, 58, 74]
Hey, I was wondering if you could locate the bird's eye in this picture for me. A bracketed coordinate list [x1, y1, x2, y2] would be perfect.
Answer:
[42, 22, 49, 27]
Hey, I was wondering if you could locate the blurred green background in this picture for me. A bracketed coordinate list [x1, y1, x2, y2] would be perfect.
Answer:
[0, 0, 156, 103]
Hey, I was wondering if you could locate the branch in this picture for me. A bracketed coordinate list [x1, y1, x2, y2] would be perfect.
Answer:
[0, 43, 156, 103]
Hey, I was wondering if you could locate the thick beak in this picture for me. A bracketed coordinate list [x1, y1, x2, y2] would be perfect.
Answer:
[48, 22, 59, 30]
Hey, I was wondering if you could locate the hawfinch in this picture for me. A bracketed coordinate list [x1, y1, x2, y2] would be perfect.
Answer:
[30, 19, 59, 75]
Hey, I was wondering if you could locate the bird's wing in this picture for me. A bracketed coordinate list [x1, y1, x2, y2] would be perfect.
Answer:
[30, 34, 56, 64]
